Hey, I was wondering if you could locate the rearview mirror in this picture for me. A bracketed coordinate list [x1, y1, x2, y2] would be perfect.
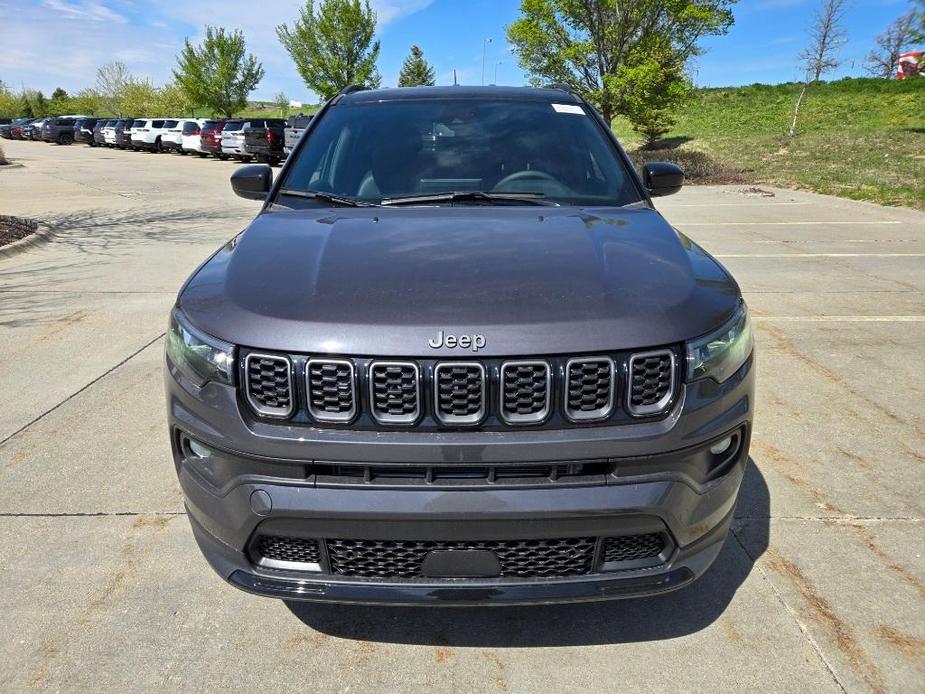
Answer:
[231, 164, 272, 200]
[642, 161, 684, 197]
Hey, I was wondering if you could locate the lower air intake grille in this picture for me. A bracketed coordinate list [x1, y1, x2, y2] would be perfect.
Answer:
[327, 537, 596, 578]
[369, 361, 420, 424]
[602, 533, 666, 563]
[435, 363, 486, 425]
[245, 354, 293, 417]
[257, 535, 321, 565]
[307, 359, 356, 422]
[500, 361, 551, 424]
[565, 357, 614, 421]
[628, 350, 674, 415]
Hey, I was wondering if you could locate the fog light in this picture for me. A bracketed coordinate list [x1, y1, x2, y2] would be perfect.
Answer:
[709, 437, 733, 456]
[187, 438, 211, 459]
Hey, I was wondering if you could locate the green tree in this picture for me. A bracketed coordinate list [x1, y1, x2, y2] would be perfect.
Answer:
[275, 91, 290, 117]
[174, 26, 265, 117]
[0, 82, 17, 117]
[120, 79, 159, 116]
[69, 88, 104, 116]
[96, 61, 131, 116]
[155, 82, 195, 116]
[50, 87, 70, 114]
[398, 45, 436, 87]
[507, 0, 735, 125]
[610, 37, 691, 147]
[277, 0, 381, 100]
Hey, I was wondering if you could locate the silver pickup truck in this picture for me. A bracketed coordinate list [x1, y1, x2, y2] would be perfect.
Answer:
[283, 114, 312, 157]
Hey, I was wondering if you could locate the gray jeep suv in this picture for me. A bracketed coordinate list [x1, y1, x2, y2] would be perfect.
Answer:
[166, 85, 755, 605]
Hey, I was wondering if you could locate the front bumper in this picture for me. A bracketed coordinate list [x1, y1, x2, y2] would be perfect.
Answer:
[167, 354, 753, 605]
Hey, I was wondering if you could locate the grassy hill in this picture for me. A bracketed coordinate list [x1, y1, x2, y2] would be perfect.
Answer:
[613, 77, 925, 210]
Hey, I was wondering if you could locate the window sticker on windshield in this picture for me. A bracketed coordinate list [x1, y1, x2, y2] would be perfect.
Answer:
[552, 104, 585, 114]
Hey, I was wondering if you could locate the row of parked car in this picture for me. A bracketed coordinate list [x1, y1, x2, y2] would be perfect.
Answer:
[0, 114, 314, 165]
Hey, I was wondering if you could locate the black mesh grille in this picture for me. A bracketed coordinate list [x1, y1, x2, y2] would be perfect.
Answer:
[257, 535, 321, 564]
[629, 352, 674, 413]
[370, 362, 419, 422]
[566, 359, 613, 418]
[501, 362, 550, 422]
[602, 533, 666, 562]
[307, 360, 355, 421]
[245, 355, 292, 415]
[436, 364, 484, 422]
[327, 537, 596, 578]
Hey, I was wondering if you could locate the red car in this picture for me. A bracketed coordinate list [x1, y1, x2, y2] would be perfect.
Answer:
[199, 119, 227, 159]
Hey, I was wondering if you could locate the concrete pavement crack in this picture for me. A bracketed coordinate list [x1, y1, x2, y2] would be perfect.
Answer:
[730, 526, 848, 693]
[0, 331, 166, 447]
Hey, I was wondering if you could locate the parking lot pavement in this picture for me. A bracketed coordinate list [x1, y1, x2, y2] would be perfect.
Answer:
[1, 139, 922, 692]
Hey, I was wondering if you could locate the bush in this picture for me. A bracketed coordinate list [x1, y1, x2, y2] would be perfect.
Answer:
[626, 147, 747, 184]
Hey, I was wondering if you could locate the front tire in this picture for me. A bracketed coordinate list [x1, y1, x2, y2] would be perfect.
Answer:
[59, 133, 73, 145]
[154, 138, 162, 153]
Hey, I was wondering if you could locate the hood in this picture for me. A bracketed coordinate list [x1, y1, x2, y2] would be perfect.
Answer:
[179, 206, 739, 357]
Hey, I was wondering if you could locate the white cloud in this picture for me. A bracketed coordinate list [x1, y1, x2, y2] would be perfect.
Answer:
[42, 0, 128, 23]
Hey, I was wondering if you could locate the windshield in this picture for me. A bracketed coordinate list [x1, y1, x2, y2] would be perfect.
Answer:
[278, 97, 640, 206]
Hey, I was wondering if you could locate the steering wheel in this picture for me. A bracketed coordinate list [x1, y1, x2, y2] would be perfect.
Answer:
[493, 169, 568, 195]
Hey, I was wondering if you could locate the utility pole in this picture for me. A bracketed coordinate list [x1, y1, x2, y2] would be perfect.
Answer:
[481, 37, 492, 85]
[494, 61, 502, 85]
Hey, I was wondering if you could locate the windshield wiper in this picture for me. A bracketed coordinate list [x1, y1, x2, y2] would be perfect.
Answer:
[278, 189, 376, 207]
[380, 191, 559, 206]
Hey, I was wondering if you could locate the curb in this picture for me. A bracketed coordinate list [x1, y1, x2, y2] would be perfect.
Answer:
[0, 224, 56, 260]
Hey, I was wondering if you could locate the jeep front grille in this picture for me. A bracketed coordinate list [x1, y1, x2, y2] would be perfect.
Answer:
[564, 357, 615, 421]
[434, 362, 486, 425]
[244, 353, 293, 417]
[627, 350, 675, 416]
[306, 359, 356, 422]
[241, 348, 679, 428]
[327, 537, 597, 578]
[253, 533, 672, 579]
[500, 361, 551, 424]
[369, 361, 421, 424]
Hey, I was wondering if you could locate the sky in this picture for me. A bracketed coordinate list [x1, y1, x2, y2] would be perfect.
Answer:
[0, 0, 920, 103]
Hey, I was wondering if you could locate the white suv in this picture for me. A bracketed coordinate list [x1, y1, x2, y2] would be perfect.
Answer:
[181, 119, 214, 156]
[162, 119, 200, 154]
[219, 120, 249, 160]
[130, 118, 174, 152]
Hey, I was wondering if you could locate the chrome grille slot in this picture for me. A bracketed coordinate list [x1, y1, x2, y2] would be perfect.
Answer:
[306, 359, 356, 422]
[434, 362, 486, 425]
[564, 357, 615, 421]
[627, 350, 675, 416]
[244, 353, 293, 417]
[253, 535, 322, 571]
[369, 361, 421, 424]
[499, 361, 551, 424]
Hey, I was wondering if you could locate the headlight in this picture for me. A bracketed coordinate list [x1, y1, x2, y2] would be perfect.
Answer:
[686, 303, 753, 383]
[166, 309, 235, 386]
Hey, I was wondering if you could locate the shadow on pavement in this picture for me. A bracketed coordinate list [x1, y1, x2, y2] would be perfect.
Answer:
[285, 459, 770, 646]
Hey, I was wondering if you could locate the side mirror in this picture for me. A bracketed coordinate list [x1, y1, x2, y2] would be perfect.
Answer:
[642, 161, 684, 197]
[231, 164, 272, 200]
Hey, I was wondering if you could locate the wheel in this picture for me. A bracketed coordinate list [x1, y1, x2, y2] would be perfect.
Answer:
[218, 154, 229, 161]
[198, 152, 207, 158]
[154, 138, 163, 153]
[59, 133, 73, 145]
[268, 158, 280, 167]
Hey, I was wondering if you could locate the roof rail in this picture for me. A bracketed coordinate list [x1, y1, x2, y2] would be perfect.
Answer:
[545, 82, 575, 94]
[340, 84, 368, 95]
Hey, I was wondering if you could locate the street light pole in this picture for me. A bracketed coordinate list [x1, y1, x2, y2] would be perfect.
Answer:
[481, 37, 492, 85]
